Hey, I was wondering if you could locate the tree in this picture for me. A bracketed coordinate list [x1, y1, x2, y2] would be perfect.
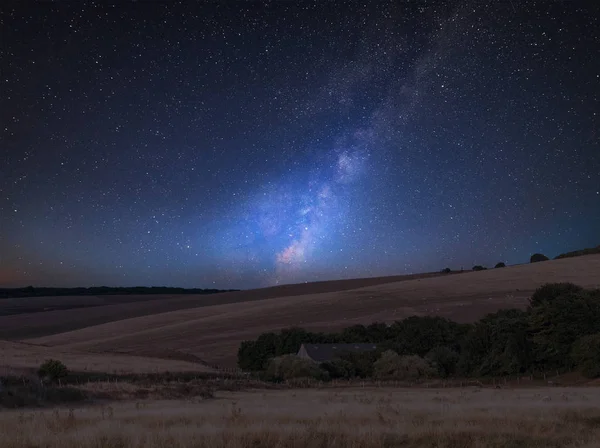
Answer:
[528, 282, 584, 309]
[320, 359, 356, 379]
[529, 289, 600, 369]
[442, 267, 451, 274]
[472, 265, 486, 271]
[530, 253, 549, 263]
[571, 333, 600, 378]
[494, 262, 506, 268]
[38, 359, 68, 382]
[387, 316, 470, 356]
[426, 346, 459, 378]
[264, 355, 328, 382]
[373, 351, 436, 380]
[457, 309, 532, 376]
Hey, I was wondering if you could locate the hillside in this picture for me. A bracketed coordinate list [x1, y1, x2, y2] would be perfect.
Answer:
[23, 254, 600, 368]
[0, 271, 444, 340]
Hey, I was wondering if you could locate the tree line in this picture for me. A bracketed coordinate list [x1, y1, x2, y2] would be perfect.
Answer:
[238, 283, 600, 382]
[0, 286, 239, 299]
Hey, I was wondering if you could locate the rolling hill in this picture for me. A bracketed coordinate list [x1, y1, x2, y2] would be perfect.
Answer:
[15, 254, 600, 368]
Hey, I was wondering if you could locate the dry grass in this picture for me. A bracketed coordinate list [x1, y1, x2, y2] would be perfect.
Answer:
[0, 272, 442, 340]
[25, 255, 600, 367]
[1, 387, 600, 447]
[0, 341, 216, 374]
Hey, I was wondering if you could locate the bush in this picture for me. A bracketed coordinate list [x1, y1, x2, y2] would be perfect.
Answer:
[425, 346, 459, 378]
[0, 376, 86, 408]
[38, 359, 68, 382]
[442, 268, 451, 274]
[339, 350, 380, 378]
[320, 359, 356, 379]
[530, 253, 549, 263]
[494, 262, 506, 268]
[529, 282, 584, 308]
[264, 355, 328, 382]
[472, 265, 486, 271]
[571, 334, 600, 378]
[373, 351, 436, 380]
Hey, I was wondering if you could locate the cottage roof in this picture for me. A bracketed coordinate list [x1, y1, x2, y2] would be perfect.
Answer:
[298, 343, 377, 363]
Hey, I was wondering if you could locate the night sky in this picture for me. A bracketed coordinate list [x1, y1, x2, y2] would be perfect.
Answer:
[1, 1, 599, 289]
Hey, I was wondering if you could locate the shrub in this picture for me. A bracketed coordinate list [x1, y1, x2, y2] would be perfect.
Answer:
[373, 351, 436, 380]
[472, 265, 486, 271]
[571, 333, 600, 378]
[320, 359, 356, 379]
[264, 355, 328, 382]
[38, 359, 68, 382]
[442, 268, 451, 274]
[425, 346, 459, 378]
[494, 262, 506, 268]
[528, 282, 584, 308]
[530, 253, 549, 263]
[0, 376, 86, 408]
[339, 350, 380, 378]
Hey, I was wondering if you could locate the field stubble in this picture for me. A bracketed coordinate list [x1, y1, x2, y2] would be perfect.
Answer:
[1, 387, 600, 448]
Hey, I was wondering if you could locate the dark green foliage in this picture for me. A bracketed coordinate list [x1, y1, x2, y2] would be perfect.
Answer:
[529, 289, 600, 369]
[530, 253, 549, 263]
[339, 324, 369, 342]
[264, 355, 329, 382]
[494, 262, 506, 268]
[529, 282, 584, 308]
[0, 286, 237, 299]
[373, 351, 436, 380]
[555, 245, 600, 260]
[320, 359, 356, 379]
[238, 285, 600, 380]
[38, 359, 68, 381]
[442, 267, 452, 273]
[571, 333, 600, 378]
[472, 265, 486, 271]
[387, 316, 470, 356]
[339, 350, 381, 378]
[457, 309, 532, 376]
[426, 346, 459, 378]
[365, 322, 390, 342]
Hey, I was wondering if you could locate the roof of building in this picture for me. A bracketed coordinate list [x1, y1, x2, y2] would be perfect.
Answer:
[298, 343, 377, 363]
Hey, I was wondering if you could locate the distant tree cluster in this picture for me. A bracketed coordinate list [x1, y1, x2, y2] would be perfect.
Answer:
[530, 253, 550, 263]
[554, 245, 600, 260]
[0, 286, 238, 299]
[239, 284, 600, 381]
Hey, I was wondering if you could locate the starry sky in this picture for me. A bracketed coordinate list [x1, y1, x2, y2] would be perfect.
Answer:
[1, 1, 599, 289]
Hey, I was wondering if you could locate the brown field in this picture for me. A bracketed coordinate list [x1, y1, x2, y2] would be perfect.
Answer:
[18, 255, 600, 368]
[2, 387, 600, 447]
[0, 340, 216, 375]
[0, 272, 443, 340]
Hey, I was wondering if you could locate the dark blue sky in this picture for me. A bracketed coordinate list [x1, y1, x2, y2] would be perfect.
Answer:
[1, 1, 599, 289]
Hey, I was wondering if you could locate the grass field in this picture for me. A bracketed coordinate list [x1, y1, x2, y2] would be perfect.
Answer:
[20, 254, 600, 367]
[0, 272, 443, 339]
[0, 340, 216, 375]
[1, 387, 599, 447]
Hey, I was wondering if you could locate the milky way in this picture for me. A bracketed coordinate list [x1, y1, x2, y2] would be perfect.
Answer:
[1, 1, 599, 289]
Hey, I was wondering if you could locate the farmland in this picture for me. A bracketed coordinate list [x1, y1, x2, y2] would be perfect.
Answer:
[9, 254, 599, 368]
